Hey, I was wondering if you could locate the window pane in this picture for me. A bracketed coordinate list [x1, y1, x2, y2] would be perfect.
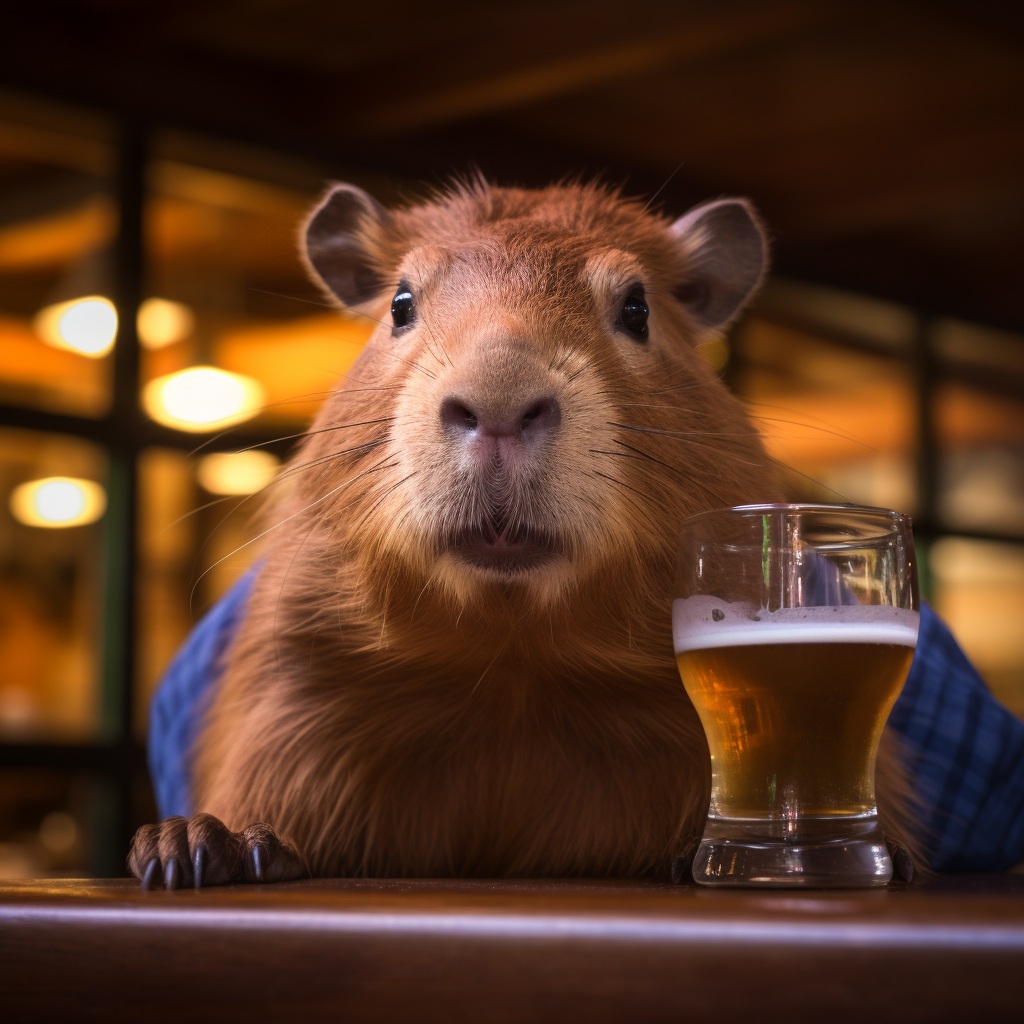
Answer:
[733, 310, 917, 513]
[0, 92, 115, 416]
[141, 132, 373, 435]
[934, 319, 1024, 538]
[931, 538, 1024, 720]
[0, 428, 106, 739]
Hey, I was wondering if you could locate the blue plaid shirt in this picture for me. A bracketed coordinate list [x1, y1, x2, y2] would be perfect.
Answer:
[149, 568, 1024, 872]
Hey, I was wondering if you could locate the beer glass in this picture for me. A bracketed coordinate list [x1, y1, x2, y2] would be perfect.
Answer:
[674, 504, 919, 887]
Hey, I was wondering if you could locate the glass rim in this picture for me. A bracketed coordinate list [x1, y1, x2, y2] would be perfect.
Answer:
[681, 502, 913, 530]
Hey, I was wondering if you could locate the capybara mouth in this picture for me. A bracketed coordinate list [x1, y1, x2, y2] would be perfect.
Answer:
[448, 517, 558, 573]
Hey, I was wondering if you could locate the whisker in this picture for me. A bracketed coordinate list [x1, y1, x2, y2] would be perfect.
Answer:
[748, 415, 879, 452]
[185, 438, 389, 590]
[616, 414, 771, 436]
[608, 421, 749, 440]
[621, 385, 713, 400]
[592, 470, 657, 504]
[741, 398, 877, 435]
[643, 160, 685, 212]
[272, 439, 390, 484]
[591, 470, 671, 519]
[597, 441, 723, 509]
[169, 437, 389, 532]
[340, 306, 393, 334]
[416, 313, 456, 372]
[162, 493, 243, 531]
[342, 471, 418, 540]
[606, 422, 762, 466]
[590, 447, 680, 478]
[590, 448, 643, 460]
[232, 418, 395, 455]
[312, 288, 441, 383]
[373, 344, 439, 381]
[763, 453, 851, 501]
[185, 389, 354, 458]
[609, 439, 680, 474]
[608, 418, 843, 499]
[246, 286, 338, 309]
[189, 456, 396, 608]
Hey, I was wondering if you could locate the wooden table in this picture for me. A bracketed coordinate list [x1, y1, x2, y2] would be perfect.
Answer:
[2, 875, 1023, 1022]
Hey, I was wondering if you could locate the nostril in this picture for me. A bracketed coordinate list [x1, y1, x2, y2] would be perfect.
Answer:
[442, 395, 560, 439]
[440, 397, 479, 434]
[520, 397, 560, 434]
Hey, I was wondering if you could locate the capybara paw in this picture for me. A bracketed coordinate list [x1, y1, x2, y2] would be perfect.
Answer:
[885, 835, 915, 883]
[128, 813, 243, 889]
[128, 814, 302, 889]
[239, 822, 304, 883]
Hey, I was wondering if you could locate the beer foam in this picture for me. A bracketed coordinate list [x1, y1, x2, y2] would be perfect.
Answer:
[672, 596, 919, 652]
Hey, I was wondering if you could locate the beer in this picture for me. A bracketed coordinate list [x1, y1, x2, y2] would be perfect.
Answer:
[673, 598, 918, 821]
[675, 503, 919, 886]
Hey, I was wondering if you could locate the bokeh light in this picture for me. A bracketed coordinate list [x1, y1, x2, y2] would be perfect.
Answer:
[197, 450, 281, 495]
[33, 296, 118, 357]
[142, 366, 265, 432]
[9, 477, 108, 528]
[39, 812, 78, 854]
[137, 297, 195, 350]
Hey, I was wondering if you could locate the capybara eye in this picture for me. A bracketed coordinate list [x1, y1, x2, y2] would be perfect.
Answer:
[391, 282, 415, 331]
[617, 287, 649, 341]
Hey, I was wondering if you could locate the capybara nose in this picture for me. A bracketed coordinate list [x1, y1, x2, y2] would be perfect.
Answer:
[440, 395, 561, 448]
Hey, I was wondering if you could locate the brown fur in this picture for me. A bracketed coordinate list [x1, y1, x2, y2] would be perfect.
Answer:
[191, 180, 920, 878]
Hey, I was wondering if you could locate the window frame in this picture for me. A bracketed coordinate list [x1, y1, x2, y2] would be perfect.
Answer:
[0, 120, 292, 874]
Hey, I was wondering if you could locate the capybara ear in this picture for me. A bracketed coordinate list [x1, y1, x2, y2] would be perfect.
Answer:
[302, 182, 391, 307]
[669, 197, 768, 332]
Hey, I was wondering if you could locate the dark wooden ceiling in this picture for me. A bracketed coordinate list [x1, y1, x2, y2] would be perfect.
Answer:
[3, 0, 1023, 332]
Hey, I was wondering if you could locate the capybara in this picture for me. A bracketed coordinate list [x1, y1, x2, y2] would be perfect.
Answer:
[130, 179, 917, 887]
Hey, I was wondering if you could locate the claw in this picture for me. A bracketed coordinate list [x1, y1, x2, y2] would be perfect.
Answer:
[193, 844, 205, 889]
[164, 857, 180, 890]
[141, 857, 160, 891]
[670, 832, 701, 885]
[887, 840, 915, 883]
[251, 843, 264, 882]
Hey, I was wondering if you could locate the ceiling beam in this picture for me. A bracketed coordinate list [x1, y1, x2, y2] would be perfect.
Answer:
[346, 2, 822, 135]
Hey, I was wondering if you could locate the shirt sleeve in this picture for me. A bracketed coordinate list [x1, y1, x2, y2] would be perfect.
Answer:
[146, 564, 260, 819]
[887, 602, 1024, 871]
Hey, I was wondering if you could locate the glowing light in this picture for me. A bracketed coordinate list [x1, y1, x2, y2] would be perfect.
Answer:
[137, 297, 195, 349]
[197, 450, 280, 495]
[33, 296, 118, 357]
[142, 366, 265, 432]
[9, 477, 107, 528]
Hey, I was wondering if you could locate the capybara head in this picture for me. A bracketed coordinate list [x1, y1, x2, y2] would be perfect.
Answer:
[296, 179, 777, 626]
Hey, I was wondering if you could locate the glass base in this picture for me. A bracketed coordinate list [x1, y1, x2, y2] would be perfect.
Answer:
[692, 814, 893, 888]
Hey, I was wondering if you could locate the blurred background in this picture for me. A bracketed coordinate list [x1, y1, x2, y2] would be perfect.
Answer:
[0, 0, 1022, 877]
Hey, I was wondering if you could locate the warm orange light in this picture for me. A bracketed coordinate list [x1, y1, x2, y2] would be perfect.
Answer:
[9, 477, 107, 528]
[142, 366, 264, 432]
[197, 450, 280, 495]
[33, 296, 117, 357]
[137, 297, 195, 349]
